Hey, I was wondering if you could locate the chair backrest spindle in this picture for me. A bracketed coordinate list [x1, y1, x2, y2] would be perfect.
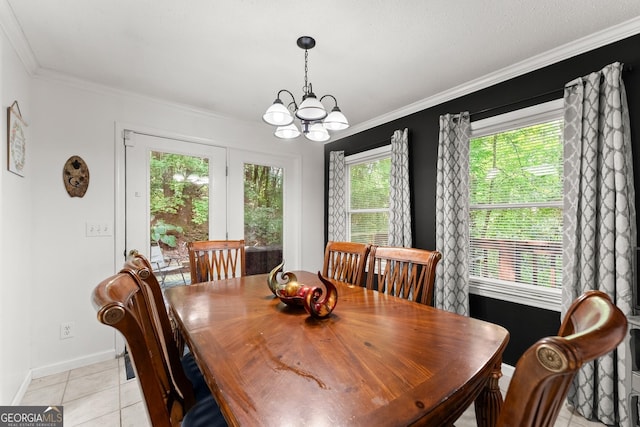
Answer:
[188, 240, 246, 283]
[365, 246, 442, 305]
[322, 241, 371, 287]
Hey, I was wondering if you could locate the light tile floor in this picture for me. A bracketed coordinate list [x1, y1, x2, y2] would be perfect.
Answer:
[20, 357, 150, 427]
[21, 358, 606, 426]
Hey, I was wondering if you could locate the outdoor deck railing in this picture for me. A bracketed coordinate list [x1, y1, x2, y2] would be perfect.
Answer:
[470, 237, 562, 288]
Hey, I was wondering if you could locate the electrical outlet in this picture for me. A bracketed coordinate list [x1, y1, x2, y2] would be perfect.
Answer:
[86, 221, 113, 237]
[60, 322, 75, 339]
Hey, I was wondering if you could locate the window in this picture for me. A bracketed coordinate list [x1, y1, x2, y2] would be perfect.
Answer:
[243, 163, 283, 249]
[346, 146, 391, 245]
[469, 99, 564, 310]
[243, 163, 283, 274]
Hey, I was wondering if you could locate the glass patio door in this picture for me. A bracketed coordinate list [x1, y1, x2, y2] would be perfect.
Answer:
[228, 150, 301, 273]
[124, 131, 227, 285]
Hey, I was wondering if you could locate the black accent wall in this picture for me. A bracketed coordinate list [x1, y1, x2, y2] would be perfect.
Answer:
[324, 33, 640, 366]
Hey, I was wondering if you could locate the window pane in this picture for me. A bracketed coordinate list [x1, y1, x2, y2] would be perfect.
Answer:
[347, 153, 390, 245]
[351, 212, 389, 245]
[469, 119, 563, 290]
[149, 151, 209, 251]
[470, 120, 563, 205]
[470, 207, 562, 288]
[350, 157, 390, 209]
[243, 164, 283, 247]
[470, 207, 562, 241]
[243, 163, 283, 275]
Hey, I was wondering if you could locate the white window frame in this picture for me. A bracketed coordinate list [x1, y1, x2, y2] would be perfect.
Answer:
[345, 145, 392, 244]
[469, 99, 564, 311]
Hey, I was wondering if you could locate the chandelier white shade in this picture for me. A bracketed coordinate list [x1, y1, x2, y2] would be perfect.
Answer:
[274, 123, 301, 139]
[323, 106, 349, 131]
[263, 36, 348, 141]
[295, 93, 327, 121]
[306, 123, 330, 142]
[263, 100, 294, 126]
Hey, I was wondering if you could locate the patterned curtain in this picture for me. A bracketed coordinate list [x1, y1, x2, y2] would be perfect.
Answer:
[435, 113, 470, 315]
[389, 128, 411, 247]
[328, 150, 347, 241]
[563, 61, 635, 425]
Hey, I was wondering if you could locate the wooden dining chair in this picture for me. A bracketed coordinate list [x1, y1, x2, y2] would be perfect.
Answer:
[149, 244, 186, 287]
[365, 245, 442, 306]
[493, 290, 627, 427]
[123, 251, 208, 396]
[188, 239, 246, 283]
[322, 241, 371, 287]
[92, 259, 227, 427]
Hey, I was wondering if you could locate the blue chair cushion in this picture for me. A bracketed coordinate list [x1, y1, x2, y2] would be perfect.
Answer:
[183, 394, 227, 427]
[181, 351, 211, 402]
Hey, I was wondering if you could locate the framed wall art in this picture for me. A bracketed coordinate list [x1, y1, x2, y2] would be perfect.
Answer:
[7, 100, 27, 177]
[63, 155, 90, 197]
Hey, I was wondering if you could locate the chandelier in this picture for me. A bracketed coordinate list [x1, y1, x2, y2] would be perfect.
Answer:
[263, 36, 349, 142]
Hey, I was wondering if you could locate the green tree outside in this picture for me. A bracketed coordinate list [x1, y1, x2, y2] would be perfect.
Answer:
[149, 152, 210, 248]
[243, 164, 283, 247]
[350, 157, 391, 244]
[469, 119, 563, 288]
[149, 154, 285, 254]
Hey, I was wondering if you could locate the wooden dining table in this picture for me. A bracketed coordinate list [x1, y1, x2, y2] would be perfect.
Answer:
[165, 270, 510, 427]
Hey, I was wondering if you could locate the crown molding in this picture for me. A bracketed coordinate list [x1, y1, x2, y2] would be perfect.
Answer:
[2, 0, 640, 136]
[335, 15, 640, 141]
[0, 0, 243, 122]
[32, 68, 244, 123]
[0, 0, 38, 74]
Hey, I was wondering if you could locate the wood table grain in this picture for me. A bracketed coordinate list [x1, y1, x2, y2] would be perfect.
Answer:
[165, 271, 509, 426]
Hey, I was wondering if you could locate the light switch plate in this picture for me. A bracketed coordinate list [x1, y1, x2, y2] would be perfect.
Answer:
[86, 221, 113, 237]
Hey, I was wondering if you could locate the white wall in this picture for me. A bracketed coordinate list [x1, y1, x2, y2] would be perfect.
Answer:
[0, 43, 325, 404]
[0, 28, 33, 405]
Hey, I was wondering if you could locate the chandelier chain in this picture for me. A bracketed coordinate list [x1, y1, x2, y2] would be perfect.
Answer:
[303, 49, 309, 95]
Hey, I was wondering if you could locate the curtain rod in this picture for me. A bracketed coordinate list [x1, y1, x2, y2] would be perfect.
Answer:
[469, 64, 633, 118]
[469, 88, 563, 117]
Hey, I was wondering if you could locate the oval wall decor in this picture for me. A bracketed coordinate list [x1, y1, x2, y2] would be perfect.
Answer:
[63, 155, 90, 197]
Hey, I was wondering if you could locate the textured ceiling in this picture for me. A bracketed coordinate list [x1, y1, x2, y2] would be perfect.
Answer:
[5, 0, 640, 136]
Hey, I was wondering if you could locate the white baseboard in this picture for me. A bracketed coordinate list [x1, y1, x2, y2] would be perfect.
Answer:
[12, 350, 117, 405]
[11, 370, 33, 406]
[31, 350, 117, 380]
